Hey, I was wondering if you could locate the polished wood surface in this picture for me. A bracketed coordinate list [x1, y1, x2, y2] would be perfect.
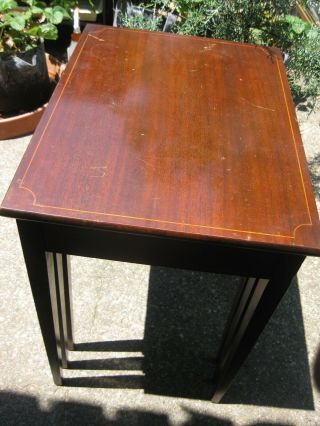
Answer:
[1, 24, 320, 254]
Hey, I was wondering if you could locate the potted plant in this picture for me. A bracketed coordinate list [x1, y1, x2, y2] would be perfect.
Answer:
[0, 0, 71, 114]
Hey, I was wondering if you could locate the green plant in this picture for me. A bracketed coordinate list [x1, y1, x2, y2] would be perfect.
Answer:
[286, 25, 320, 105]
[0, 0, 72, 54]
[120, 10, 162, 31]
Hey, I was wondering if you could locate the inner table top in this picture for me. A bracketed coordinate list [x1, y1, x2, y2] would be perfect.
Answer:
[1, 24, 320, 255]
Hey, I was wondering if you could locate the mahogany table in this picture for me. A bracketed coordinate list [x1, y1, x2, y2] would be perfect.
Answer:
[1, 24, 320, 403]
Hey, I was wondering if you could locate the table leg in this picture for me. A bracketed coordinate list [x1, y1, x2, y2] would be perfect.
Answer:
[57, 254, 74, 352]
[47, 253, 69, 369]
[216, 277, 257, 364]
[212, 255, 305, 403]
[17, 220, 62, 385]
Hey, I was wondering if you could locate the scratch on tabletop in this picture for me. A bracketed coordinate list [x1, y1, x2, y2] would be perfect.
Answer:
[89, 34, 105, 42]
[89, 166, 107, 178]
[240, 97, 275, 112]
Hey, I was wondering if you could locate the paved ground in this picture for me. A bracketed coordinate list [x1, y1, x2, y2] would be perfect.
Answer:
[0, 107, 319, 425]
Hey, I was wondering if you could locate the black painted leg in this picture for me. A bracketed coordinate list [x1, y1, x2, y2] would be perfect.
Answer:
[212, 255, 305, 403]
[216, 277, 257, 364]
[17, 220, 62, 385]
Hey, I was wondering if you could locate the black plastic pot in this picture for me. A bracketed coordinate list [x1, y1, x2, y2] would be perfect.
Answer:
[0, 43, 50, 114]
[44, 22, 73, 63]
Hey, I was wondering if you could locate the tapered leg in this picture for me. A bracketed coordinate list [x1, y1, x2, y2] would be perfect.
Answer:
[47, 253, 74, 368]
[57, 254, 74, 351]
[17, 220, 62, 385]
[47, 253, 68, 368]
[216, 277, 257, 364]
[212, 255, 305, 403]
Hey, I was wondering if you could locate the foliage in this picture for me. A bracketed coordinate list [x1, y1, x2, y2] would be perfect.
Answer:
[286, 25, 320, 105]
[50, 0, 76, 9]
[119, 0, 320, 107]
[120, 9, 162, 31]
[0, 0, 72, 54]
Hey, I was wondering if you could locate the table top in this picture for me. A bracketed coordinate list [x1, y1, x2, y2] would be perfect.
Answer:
[1, 24, 320, 255]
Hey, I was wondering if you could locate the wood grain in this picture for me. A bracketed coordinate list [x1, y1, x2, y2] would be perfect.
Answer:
[1, 24, 320, 255]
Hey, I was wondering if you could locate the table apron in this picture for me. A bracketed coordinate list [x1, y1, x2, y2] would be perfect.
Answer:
[40, 222, 299, 279]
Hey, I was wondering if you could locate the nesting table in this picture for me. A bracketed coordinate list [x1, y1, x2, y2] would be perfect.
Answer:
[1, 24, 320, 402]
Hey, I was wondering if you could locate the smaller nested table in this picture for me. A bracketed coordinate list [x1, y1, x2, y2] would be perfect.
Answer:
[1, 24, 320, 403]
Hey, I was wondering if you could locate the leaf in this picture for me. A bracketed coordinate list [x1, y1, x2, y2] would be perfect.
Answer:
[9, 15, 26, 31]
[38, 22, 58, 40]
[44, 6, 65, 24]
[0, 0, 17, 12]
[53, 5, 70, 19]
[44, 6, 53, 19]
[283, 15, 310, 35]
[31, 6, 44, 14]
[292, 21, 307, 35]
[251, 28, 263, 44]
[27, 24, 40, 36]
[24, 44, 36, 51]
[51, 6, 65, 24]
[24, 9, 32, 19]
[307, 27, 320, 40]
[23, 0, 35, 6]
